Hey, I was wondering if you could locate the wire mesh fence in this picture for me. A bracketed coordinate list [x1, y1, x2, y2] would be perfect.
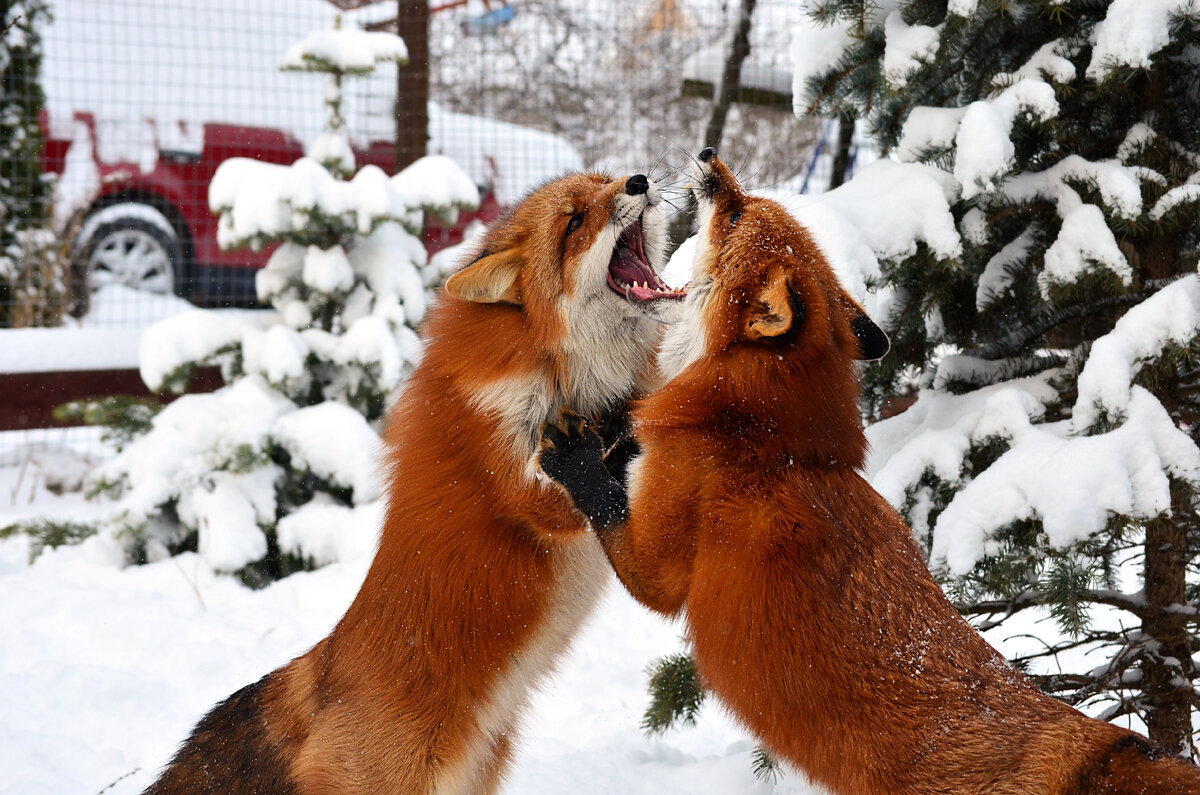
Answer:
[1, 0, 840, 461]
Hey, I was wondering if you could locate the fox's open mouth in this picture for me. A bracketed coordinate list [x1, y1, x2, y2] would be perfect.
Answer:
[607, 219, 686, 303]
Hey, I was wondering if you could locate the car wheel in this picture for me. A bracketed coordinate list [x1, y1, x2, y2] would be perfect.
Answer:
[69, 203, 186, 316]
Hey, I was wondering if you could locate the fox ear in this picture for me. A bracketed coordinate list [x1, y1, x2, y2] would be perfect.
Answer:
[444, 249, 523, 305]
[852, 313, 890, 360]
[745, 270, 799, 341]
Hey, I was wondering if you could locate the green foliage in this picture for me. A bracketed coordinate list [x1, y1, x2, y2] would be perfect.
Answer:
[235, 531, 314, 590]
[0, 0, 63, 328]
[751, 746, 782, 784]
[0, 518, 96, 562]
[641, 651, 707, 735]
[54, 396, 163, 450]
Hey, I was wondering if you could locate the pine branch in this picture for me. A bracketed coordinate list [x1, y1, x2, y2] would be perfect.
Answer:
[751, 746, 782, 784]
[962, 588, 1157, 622]
[967, 292, 1145, 361]
[642, 652, 706, 735]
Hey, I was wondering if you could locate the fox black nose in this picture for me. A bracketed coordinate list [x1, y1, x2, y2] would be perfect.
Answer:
[626, 174, 649, 196]
[698, 147, 717, 162]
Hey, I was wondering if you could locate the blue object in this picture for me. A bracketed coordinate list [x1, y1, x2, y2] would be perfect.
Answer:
[463, 5, 516, 34]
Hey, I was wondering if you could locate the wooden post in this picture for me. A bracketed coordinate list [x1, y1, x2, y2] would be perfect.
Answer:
[394, 0, 428, 171]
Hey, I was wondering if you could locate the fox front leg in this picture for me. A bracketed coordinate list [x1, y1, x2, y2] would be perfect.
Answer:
[537, 412, 629, 531]
[539, 413, 690, 617]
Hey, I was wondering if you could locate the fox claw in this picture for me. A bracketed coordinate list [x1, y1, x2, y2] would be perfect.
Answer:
[537, 410, 605, 486]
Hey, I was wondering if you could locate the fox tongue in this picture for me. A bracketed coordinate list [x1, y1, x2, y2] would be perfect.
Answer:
[610, 247, 658, 288]
[606, 218, 684, 302]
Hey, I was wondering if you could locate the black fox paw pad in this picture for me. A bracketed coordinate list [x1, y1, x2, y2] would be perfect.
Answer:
[538, 411, 603, 482]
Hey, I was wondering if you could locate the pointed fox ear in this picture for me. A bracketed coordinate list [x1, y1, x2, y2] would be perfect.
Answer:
[745, 270, 800, 341]
[852, 313, 890, 360]
[444, 248, 523, 305]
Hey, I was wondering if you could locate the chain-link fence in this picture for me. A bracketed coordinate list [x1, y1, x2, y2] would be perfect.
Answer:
[1, 0, 841, 461]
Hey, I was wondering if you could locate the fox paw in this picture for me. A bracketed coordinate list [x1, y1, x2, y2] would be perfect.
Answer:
[538, 411, 606, 488]
[538, 410, 629, 529]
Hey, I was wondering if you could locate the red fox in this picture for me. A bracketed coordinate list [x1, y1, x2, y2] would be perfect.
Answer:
[536, 150, 1200, 794]
[145, 171, 686, 793]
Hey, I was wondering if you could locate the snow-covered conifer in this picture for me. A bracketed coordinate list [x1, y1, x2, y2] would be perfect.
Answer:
[85, 18, 477, 586]
[0, 0, 64, 327]
[791, 0, 1200, 753]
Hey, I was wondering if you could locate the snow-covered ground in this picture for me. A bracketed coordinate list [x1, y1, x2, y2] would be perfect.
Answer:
[0, 438, 1150, 794]
[0, 462, 822, 794]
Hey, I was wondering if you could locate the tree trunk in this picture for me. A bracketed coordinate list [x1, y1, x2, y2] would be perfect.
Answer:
[702, 0, 756, 152]
[828, 112, 855, 190]
[1143, 507, 1194, 754]
[394, 0, 429, 171]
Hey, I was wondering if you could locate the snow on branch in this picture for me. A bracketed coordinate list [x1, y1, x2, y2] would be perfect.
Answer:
[1149, 183, 1200, 222]
[998, 155, 1143, 221]
[277, 500, 381, 567]
[1073, 275, 1200, 432]
[209, 155, 478, 250]
[929, 388, 1200, 575]
[976, 222, 1039, 311]
[952, 81, 1060, 200]
[991, 155, 1142, 297]
[92, 375, 295, 570]
[1086, 0, 1200, 80]
[896, 78, 1059, 200]
[394, 155, 482, 225]
[790, 11, 853, 117]
[271, 401, 381, 503]
[280, 25, 407, 74]
[882, 11, 941, 89]
[994, 39, 1077, 87]
[139, 309, 265, 393]
[805, 159, 962, 263]
[867, 375, 1059, 510]
[754, 160, 959, 325]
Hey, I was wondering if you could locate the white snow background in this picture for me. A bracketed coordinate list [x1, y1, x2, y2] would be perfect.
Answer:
[0, 447, 1137, 795]
[0, 465, 821, 794]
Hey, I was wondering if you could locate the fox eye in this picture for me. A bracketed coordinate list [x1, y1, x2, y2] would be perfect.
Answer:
[729, 209, 742, 227]
[565, 211, 586, 236]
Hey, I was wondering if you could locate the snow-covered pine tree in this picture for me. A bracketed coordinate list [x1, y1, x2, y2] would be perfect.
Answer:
[0, 0, 64, 327]
[794, 0, 1200, 754]
[646, 0, 1200, 760]
[84, 18, 478, 586]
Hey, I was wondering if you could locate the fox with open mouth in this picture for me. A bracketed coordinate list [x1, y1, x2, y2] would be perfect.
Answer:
[146, 171, 684, 794]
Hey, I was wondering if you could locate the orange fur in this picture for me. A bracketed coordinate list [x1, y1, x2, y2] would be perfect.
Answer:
[147, 172, 679, 794]
[574, 154, 1200, 794]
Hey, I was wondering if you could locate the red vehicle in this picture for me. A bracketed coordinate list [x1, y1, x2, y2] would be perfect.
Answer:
[39, 111, 504, 314]
[36, 1, 585, 317]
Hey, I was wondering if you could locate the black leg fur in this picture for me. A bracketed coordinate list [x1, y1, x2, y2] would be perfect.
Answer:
[143, 675, 295, 794]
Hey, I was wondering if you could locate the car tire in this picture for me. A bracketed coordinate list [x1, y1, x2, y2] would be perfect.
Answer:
[69, 204, 187, 318]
